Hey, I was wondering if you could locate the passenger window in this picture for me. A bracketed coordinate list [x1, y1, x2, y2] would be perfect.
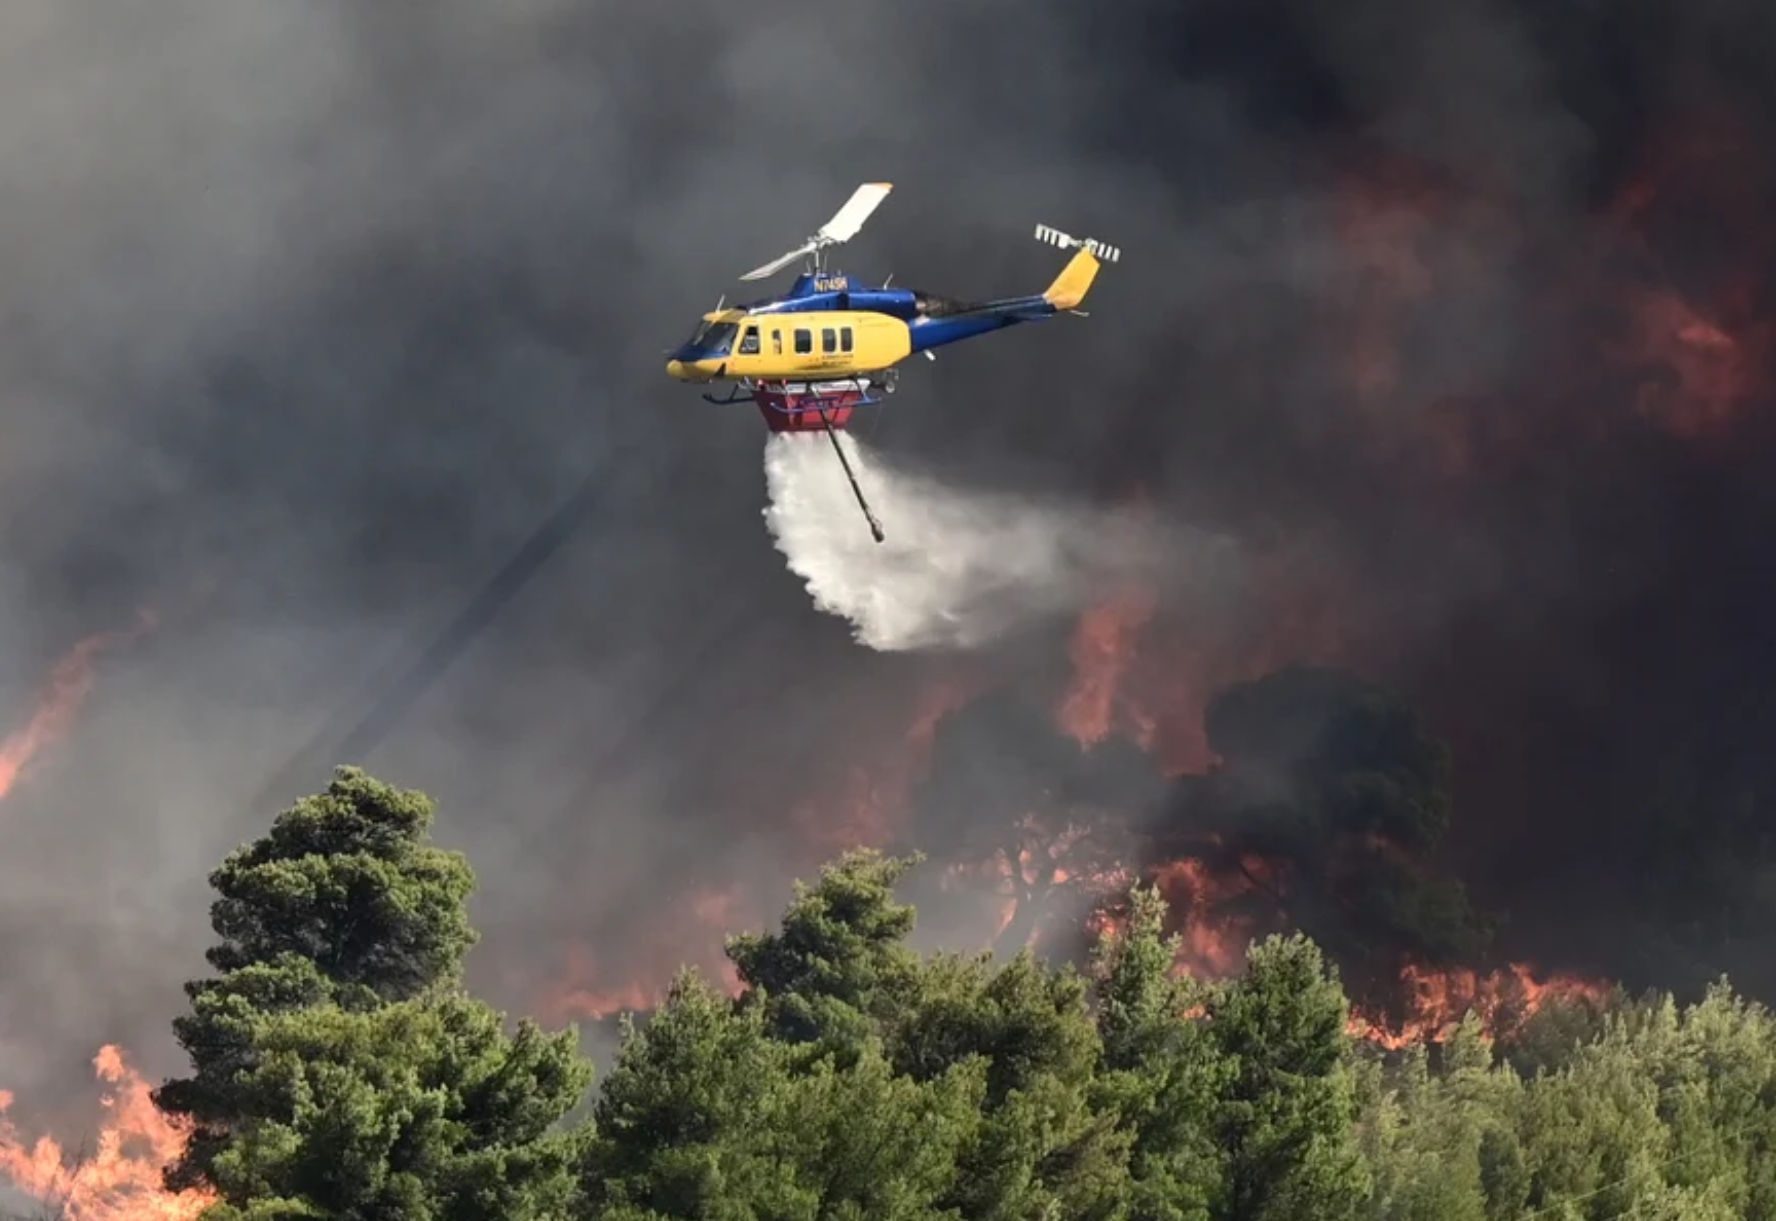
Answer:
[739, 326, 759, 355]
[794, 329, 812, 354]
[772, 330, 783, 355]
[840, 327, 854, 353]
[822, 328, 837, 353]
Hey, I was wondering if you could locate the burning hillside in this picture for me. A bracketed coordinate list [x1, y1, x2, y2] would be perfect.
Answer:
[533, 565, 1616, 1049]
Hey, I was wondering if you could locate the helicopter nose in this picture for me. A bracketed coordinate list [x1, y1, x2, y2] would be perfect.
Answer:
[666, 359, 687, 379]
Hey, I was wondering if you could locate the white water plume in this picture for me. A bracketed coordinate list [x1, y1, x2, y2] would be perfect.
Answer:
[763, 432, 1204, 652]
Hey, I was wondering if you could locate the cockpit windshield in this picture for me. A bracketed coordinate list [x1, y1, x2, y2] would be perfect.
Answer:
[679, 320, 740, 359]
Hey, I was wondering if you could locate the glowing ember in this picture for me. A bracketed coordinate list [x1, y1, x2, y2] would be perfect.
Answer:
[1348, 961, 1612, 1049]
[0, 1045, 211, 1220]
[0, 611, 155, 803]
[1058, 594, 1156, 748]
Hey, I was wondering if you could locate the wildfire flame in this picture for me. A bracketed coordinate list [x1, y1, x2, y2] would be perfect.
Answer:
[1347, 962, 1613, 1049]
[0, 1046, 211, 1220]
[1149, 856, 1269, 978]
[1058, 593, 1156, 748]
[0, 611, 155, 804]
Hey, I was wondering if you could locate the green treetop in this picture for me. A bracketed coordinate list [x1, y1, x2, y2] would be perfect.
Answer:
[153, 767, 590, 1219]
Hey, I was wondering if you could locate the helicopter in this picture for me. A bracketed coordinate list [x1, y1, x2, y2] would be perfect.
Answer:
[665, 182, 1120, 541]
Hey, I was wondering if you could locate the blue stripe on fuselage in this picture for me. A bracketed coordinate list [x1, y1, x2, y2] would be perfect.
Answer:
[728, 272, 1058, 351]
[907, 296, 1057, 352]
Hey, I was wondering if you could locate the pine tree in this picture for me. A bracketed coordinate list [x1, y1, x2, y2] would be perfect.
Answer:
[1210, 934, 1369, 1221]
[153, 767, 590, 1219]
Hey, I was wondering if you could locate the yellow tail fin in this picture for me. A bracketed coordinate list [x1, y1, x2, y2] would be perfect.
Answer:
[1043, 248, 1100, 310]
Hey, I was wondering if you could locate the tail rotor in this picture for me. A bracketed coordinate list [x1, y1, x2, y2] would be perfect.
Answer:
[1034, 223, 1121, 264]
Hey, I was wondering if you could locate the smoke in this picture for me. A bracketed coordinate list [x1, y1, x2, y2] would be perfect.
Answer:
[5, 0, 1776, 1178]
[762, 433, 1207, 651]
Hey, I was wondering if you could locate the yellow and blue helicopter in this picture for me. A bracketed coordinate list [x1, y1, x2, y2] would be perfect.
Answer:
[666, 183, 1120, 540]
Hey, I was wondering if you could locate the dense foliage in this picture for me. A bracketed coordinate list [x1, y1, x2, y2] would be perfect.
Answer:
[152, 768, 591, 1220]
[154, 769, 1776, 1220]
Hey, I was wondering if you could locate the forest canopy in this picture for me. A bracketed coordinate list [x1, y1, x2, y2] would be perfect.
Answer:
[130, 767, 1776, 1221]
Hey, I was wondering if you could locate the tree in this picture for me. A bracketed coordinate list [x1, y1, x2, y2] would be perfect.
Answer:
[1511, 982, 1776, 1220]
[1159, 667, 1488, 1004]
[892, 952, 1133, 1220]
[582, 971, 985, 1220]
[1356, 1017, 1524, 1221]
[153, 767, 591, 1219]
[1091, 885, 1228, 1221]
[1210, 934, 1369, 1221]
[730, 850, 1137, 1219]
[725, 850, 924, 1054]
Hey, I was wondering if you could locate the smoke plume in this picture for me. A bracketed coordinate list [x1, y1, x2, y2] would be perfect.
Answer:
[763, 433, 1199, 651]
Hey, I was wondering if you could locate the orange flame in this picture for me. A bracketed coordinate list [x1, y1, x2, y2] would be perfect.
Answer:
[0, 1045, 211, 1220]
[1058, 594, 1156, 748]
[1150, 855, 1268, 977]
[0, 611, 155, 803]
[1348, 961, 1612, 1049]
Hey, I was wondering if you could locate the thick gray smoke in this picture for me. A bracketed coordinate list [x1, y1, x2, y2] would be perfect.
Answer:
[762, 433, 1197, 651]
[3, 0, 1776, 1167]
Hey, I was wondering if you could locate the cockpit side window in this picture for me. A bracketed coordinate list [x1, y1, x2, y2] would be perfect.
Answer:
[739, 325, 759, 355]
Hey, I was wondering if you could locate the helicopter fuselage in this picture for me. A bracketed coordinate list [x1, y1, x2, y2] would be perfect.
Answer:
[664, 270, 1054, 385]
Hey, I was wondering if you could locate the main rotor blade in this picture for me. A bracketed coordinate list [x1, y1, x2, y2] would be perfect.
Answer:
[737, 183, 891, 281]
[740, 240, 817, 282]
[816, 182, 892, 243]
